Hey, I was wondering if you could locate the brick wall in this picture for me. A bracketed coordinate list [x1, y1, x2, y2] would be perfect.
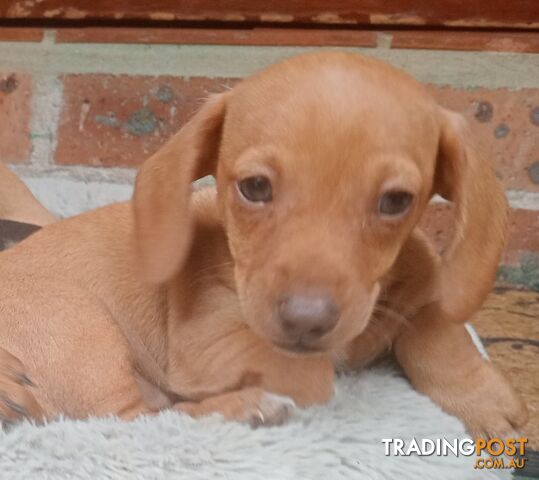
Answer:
[0, 28, 538, 289]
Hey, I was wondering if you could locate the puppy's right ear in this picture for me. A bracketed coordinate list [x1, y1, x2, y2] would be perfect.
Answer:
[433, 108, 507, 322]
[133, 93, 227, 283]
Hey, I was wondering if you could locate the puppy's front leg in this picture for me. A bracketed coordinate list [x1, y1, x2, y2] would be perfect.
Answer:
[174, 387, 296, 427]
[394, 305, 528, 438]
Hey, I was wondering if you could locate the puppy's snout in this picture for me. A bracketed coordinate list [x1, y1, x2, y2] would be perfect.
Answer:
[277, 294, 339, 340]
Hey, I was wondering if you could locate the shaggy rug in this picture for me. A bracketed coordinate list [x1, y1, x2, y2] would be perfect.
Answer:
[0, 367, 509, 480]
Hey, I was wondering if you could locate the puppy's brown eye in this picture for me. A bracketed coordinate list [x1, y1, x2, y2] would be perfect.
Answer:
[237, 176, 273, 203]
[378, 191, 413, 217]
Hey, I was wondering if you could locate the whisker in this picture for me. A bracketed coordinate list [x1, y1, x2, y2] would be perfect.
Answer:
[191, 260, 234, 277]
[373, 303, 412, 328]
[186, 261, 236, 290]
[366, 316, 395, 350]
[187, 260, 234, 278]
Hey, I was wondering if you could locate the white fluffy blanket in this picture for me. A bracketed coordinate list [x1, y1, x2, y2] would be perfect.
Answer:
[0, 368, 509, 480]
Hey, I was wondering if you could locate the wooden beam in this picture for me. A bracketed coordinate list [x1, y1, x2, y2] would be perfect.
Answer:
[1, 1, 538, 29]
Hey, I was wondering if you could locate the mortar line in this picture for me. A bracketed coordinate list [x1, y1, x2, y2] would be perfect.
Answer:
[0, 41, 537, 89]
[9, 164, 539, 211]
[28, 75, 63, 167]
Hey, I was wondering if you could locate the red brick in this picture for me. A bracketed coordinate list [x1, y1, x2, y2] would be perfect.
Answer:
[391, 31, 539, 53]
[56, 27, 376, 47]
[55, 27, 538, 53]
[0, 28, 43, 42]
[420, 204, 539, 266]
[430, 87, 539, 192]
[55, 76, 539, 194]
[0, 72, 32, 164]
[505, 208, 539, 266]
[55, 75, 239, 167]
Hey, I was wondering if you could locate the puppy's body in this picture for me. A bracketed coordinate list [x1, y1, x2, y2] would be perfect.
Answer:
[0, 52, 527, 434]
[0, 192, 333, 421]
[1, 201, 160, 418]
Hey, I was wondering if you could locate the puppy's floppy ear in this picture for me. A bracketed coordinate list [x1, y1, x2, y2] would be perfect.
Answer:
[133, 93, 227, 283]
[434, 108, 507, 322]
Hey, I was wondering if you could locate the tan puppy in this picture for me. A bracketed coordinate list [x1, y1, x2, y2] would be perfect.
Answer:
[0, 52, 526, 436]
[0, 162, 52, 422]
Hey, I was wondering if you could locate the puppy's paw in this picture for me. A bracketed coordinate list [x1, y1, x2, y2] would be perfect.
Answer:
[0, 348, 44, 425]
[463, 380, 528, 440]
[246, 392, 296, 428]
[434, 362, 528, 439]
[175, 387, 296, 427]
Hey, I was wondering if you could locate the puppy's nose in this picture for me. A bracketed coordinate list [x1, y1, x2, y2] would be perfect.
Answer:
[277, 294, 339, 339]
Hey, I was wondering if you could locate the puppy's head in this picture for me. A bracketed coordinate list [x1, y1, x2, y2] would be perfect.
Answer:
[134, 52, 506, 353]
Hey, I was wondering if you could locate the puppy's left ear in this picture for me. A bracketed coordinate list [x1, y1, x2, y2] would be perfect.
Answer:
[434, 108, 507, 322]
[133, 93, 227, 283]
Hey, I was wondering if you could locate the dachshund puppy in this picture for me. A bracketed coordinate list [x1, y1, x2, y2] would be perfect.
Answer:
[0, 52, 526, 436]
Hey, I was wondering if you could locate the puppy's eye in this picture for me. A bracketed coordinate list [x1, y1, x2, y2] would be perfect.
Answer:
[378, 191, 413, 217]
[237, 176, 273, 204]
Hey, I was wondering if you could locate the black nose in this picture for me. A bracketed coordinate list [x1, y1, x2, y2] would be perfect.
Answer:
[277, 294, 339, 340]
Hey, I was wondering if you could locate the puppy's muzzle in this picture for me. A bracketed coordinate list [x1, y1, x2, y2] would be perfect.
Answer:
[276, 293, 339, 349]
